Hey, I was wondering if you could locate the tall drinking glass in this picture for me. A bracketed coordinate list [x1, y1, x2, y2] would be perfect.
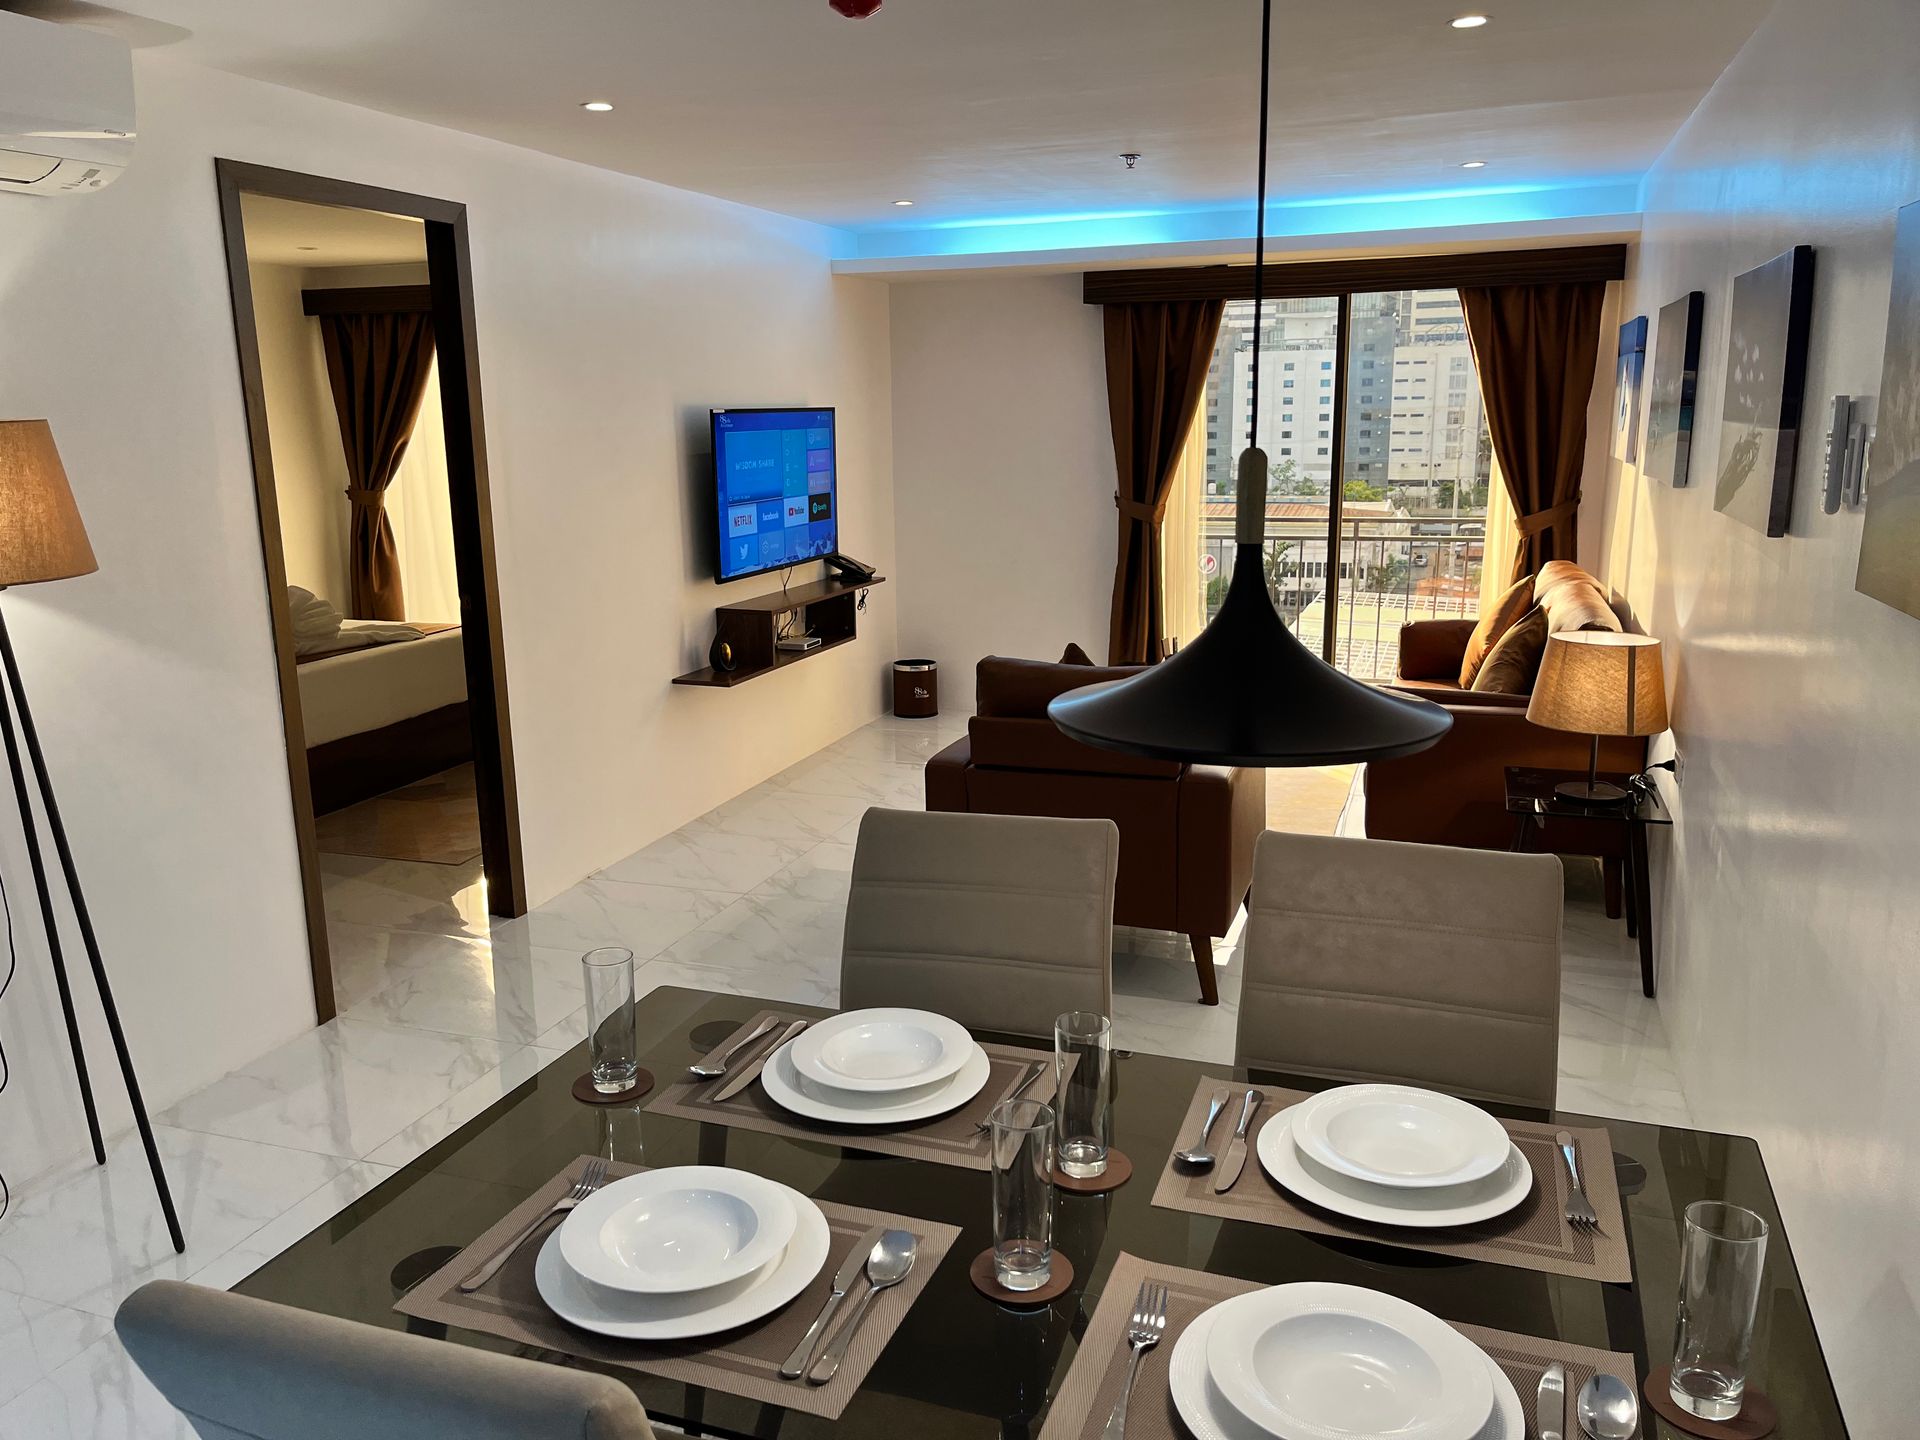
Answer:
[1054, 1011, 1111, 1179]
[989, 1098, 1055, 1292]
[581, 947, 638, 1094]
[1670, 1200, 1770, 1420]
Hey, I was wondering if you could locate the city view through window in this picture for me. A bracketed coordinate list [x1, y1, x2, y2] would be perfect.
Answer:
[1192, 289, 1495, 680]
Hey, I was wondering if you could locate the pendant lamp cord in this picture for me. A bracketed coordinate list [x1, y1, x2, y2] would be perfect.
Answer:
[1247, 0, 1272, 454]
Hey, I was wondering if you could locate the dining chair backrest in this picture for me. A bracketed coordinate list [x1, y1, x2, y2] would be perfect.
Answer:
[841, 807, 1118, 1038]
[116, 1280, 654, 1440]
[1234, 830, 1563, 1109]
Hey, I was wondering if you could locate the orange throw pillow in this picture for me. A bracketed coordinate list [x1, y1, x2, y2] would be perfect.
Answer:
[1470, 605, 1551, 694]
[1458, 575, 1535, 687]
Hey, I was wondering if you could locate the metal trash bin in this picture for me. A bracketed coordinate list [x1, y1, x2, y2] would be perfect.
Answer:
[892, 659, 938, 718]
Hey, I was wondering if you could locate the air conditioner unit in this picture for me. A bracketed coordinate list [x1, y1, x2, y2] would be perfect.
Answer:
[0, 10, 135, 197]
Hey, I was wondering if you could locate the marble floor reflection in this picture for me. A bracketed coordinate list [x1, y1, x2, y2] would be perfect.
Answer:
[0, 709, 1690, 1435]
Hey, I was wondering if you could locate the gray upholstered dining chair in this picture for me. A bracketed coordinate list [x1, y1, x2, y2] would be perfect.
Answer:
[1234, 830, 1563, 1110]
[116, 1279, 653, 1440]
[840, 807, 1119, 1037]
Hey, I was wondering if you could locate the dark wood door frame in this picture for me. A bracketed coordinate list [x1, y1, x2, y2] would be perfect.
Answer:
[214, 158, 528, 1024]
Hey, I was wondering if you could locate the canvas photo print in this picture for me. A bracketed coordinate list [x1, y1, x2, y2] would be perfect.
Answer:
[1613, 315, 1647, 463]
[1645, 291, 1704, 487]
[1714, 245, 1815, 536]
[1856, 200, 1920, 619]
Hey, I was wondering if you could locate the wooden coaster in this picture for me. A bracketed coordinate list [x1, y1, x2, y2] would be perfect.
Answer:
[968, 1247, 1074, 1307]
[1645, 1367, 1778, 1438]
[1053, 1147, 1133, 1194]
[573, 1069, 654, 1106]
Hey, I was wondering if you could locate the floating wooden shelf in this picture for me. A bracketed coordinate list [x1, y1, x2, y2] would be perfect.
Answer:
[673, 574, 885, 688]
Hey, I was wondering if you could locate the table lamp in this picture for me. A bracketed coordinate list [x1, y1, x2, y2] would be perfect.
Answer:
[1526, 631, 1668, 803]
[0, 419, 182, 1251]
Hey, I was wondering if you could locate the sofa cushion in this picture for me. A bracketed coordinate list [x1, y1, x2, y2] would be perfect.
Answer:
[1457, 575, 1535, 688]
[968, 717, 1182, 779]
[1534, 561, 1621, 636]
[976, 655, 1145, 719]
[1470, 604, 1551, 694]
[1059, 642, 1096, 665]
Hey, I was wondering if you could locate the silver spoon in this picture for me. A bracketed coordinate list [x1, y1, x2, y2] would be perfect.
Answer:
[687, 1015, 778, 1079]
[808, 1229, 917, 1383]
[1174, 1089, 1231, 1170]
[1574, 1372, 1639, 1439]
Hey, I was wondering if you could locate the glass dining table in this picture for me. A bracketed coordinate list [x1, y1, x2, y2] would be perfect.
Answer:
[235, 987, 1851, 1438]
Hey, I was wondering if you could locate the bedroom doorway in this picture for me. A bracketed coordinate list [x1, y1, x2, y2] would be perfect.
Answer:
[216, 161, 526, 1024]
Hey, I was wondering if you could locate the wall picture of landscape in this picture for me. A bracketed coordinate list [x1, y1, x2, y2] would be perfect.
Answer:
[1645, 291, 1705, 487]
[1613, 315, 1648, 462]
[1856, 200, 1920, 619]
[1714, 245, 1815, 536]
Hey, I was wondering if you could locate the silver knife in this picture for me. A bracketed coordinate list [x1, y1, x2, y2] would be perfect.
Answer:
[713, 1018, 807, 1102]
[779, 1224, 885, 1378]
[1537, 1360, 1566, 1440]
[1213, 1089, 1262, 1193]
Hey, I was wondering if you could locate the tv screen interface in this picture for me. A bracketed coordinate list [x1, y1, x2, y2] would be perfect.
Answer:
[712, 408, 836, 582]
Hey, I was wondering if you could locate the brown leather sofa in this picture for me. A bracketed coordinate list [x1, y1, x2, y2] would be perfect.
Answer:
[1365, 561, 1646, 909]
[925, 655, 1266, 1004]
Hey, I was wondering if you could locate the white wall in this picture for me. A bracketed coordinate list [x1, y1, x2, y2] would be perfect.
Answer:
[0, 54, 894, 1185]
[1591, 0, 1920, 1427]
[890, 275, 1114, 701]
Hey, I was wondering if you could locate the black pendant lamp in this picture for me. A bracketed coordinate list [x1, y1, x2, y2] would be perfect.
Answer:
[1048, 0, 1452, 768]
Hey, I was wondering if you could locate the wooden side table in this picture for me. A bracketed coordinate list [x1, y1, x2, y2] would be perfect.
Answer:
[1505, 766, 1670, 997]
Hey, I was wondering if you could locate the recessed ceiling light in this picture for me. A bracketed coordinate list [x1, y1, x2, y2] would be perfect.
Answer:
[581, 100, 614, 112]
[892, 199, 915, 207]
[1460, 160, 1487, 169]
[1450, 13, 1489, 28]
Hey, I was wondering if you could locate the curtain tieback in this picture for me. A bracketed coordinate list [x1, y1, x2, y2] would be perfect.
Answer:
[1515, 495, 1579, 537]
[1115, 494, 1164, 524]
[345, 488, 387, 511]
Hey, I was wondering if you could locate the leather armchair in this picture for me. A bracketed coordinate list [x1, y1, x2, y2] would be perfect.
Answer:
[926, 656, 1265, 1004]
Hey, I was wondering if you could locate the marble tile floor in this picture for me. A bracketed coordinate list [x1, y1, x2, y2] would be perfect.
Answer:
[0, 709, 1690, 1435]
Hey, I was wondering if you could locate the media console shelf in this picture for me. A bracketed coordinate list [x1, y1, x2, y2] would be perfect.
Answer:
[672, 574, 886, 688]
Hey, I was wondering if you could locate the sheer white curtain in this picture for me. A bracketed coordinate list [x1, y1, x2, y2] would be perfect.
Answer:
[1479, 454, 1520, 615]
[1159, 414, 1208, 654]
[383, 354, 462, 623]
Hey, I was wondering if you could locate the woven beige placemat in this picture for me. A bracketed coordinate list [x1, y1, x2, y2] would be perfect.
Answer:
[1039, 1253, 1639, 1440]
[646, 1009, 1056, 1171]
[1150, 1080, 1631, 1283]
[394, 1156, 961, 1421]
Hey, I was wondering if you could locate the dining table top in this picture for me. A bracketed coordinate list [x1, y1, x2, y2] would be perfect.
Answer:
[234, 986, 1850, 1438]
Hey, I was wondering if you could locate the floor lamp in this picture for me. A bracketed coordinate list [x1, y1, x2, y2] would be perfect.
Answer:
[0, 419, 183, 1253]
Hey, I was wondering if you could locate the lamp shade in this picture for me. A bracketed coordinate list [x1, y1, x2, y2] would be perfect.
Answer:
[0, 421, 97, 587]
[1526, 631, 1668, 737]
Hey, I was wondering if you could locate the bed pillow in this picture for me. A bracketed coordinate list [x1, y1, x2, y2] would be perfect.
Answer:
[288, 587, 344, 657]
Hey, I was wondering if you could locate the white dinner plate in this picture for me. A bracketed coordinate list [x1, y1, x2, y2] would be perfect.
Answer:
[1257, 1109, 1533, 1229]
[536, 1187, 829, 1340]
[760, 1037, 991, 1125]
[787, 1007, 975, 1094]
[1204, 1284, 1493, 1440]
[557, 1166, 797, 1295]
[1172, 1301, 1523, 1440]
[1290, 1085, 1512, 1189]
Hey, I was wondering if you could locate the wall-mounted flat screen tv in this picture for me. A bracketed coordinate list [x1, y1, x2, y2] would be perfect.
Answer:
[711, 407, 837, 583]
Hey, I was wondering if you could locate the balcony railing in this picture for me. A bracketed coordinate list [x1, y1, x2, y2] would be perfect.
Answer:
[1201, 518, 1488, 682]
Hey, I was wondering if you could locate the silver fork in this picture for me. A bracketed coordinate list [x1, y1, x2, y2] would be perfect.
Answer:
[1102, 1280, 1168, 1440]
[459, 1157, 608, 1292]
[1556, 1129, 1599, 1230]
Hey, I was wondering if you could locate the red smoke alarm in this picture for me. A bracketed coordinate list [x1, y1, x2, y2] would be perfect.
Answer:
[830, 0, 882, 15]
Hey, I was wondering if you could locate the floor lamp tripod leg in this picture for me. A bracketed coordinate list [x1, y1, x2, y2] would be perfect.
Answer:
[0, 611, 184, 1253]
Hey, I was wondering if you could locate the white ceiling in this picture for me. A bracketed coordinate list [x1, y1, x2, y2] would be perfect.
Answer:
[89, 0, 1765, 234]
[239, 192, 426, 267]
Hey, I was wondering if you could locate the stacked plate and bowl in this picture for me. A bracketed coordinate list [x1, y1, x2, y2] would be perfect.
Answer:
[533, 1165, 830, 1339]
[1258, 1083, 1533, 1228]
[1170, 1281, 1527, 1440]
[760, 1007, 993, 1125]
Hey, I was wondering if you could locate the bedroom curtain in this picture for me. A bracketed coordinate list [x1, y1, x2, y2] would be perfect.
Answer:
[1458, 281, 1606, 583]
[1102, 298, 1225, 664]
[385, 354, 462, 624]
[319, 310, 439, 620]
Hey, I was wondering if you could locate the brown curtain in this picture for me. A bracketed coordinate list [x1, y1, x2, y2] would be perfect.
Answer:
[1103, 299, 1225, 664]
[318, 311, 438, 620]
[1459, 281, 1606, 583]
